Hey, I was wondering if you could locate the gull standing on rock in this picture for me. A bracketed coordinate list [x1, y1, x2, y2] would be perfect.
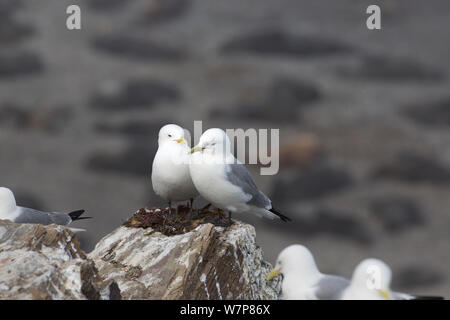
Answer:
[151, 124, 198, 210]
[189, 128, 290, 224]
[0, 187, 88, 231]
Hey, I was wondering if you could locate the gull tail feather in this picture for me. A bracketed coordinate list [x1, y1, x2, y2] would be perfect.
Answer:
[269, 207, 291, 222]
[69, 227, 87, 233]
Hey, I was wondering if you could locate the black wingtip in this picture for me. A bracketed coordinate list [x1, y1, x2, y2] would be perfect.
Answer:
[269, 207, 292, 222]
[68, 210, 92, 221]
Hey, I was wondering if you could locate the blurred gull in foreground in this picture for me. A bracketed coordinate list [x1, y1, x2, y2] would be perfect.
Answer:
[0, 187, 89, 232]
[189, 128, 290, 224]
[267, 244, 444, 300]
[341, 258, 444, 300]
[151, 124, 198, 210]
[267, 244, 348, 299]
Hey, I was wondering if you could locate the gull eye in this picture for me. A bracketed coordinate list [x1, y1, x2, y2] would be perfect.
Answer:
[168, 134, 172, 138]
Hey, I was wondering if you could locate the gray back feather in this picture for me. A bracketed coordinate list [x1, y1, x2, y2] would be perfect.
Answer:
[15, 207, 71, 226]
[314, 275, 350, 300]
[226, 163, 271, 209]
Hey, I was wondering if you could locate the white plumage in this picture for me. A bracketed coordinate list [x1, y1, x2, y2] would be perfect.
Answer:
[268, 245, 442, 300]
[151, 124, 198, 206]
[189, 128, 290, 222]
[0, 187, 87, 232]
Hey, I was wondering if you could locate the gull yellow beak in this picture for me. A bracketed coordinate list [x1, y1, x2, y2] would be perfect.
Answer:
[190, 146, 204, 154]
[266, 269, 281, 281]
[378, 289, 392, 300]
[176, 138, 187, 144]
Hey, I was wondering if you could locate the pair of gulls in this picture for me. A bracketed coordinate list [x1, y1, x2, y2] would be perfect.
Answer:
[0, 123, 289, 230]
[151, 124, 291, 223]
[268, 244, 442, 300]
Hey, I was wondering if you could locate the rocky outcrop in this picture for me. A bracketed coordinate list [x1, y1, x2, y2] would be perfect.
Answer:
[89, 220, 280, 299]
[0, 214, 280, 300]
[0, 219, 113, 300]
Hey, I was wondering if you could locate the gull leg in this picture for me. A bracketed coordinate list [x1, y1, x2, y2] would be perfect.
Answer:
[201, 203, 212, 211]
[227, 211, 232, 227]
[187, 198, 194, 220]
[168, 200, 172, 213]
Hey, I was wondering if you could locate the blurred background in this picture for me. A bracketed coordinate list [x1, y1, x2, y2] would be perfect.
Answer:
[1, 0, 450, 297]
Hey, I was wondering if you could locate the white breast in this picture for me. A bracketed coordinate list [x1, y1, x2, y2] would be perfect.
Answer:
[189, 154, 250, 212]
[0, 207, 21, 222]
[282, 275, 318, 300]
[341, 286, 382, 300]
[151, 144, 198, 201]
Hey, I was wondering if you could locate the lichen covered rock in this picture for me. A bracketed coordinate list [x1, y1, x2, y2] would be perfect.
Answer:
[89, 220, 280, 299]
[0, 211, 280, 300]
[0, 219, 106, 300]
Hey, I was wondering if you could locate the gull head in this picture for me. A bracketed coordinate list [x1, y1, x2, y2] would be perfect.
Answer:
[267, 244, 319, 281]
[190, 128, 231, 155]
[0, 187, 17, 216]
[158, 124, 187, 146]
[351, 258, 393, 300]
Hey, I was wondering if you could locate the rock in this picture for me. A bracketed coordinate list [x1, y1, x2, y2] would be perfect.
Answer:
[308, 209, 372, 245]
[1, 207, 279, 300]
[0, 220, 108, 300]
[0, 51, 43, 78]
[91, 34, 185, 61]
[393, 265, 443, 291]
[88, 0, 129, 11]
[266, 208, 372, 245]
[279, 134, 324, 169]
[211, 77, 321, 122]
[372, 152, 450, 184]
[404, 97, 450, 127]
[90, 78, 180, 111]
[265, 78, 321, 113]
[338, 55, 444, 82]
[0, 103, 73, 133]
[221, 29, 353, 58]
[94, 120, 164, 138]
[272, 164, 353, 201]
[85, 142, 157, 177]
[0, 18, 33, 44]
[0, 0, 21, 17]
[89, 219, 280, 299]
[139, 0, 191, 25]
[369, 195, 425, 232]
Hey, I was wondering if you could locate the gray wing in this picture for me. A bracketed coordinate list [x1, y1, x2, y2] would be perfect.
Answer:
[15, 207, 72, 226]
[226, 163, 271, 209]
[314, 275, 350, 300]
